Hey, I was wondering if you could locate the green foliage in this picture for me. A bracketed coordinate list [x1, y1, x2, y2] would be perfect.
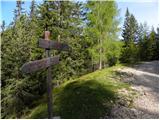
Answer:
[121, 8, 139, 64]
[85, 1, 120, 69]
[120, 41, 139, 64]
[37, 1, 88, 84]
[121, 8, 158, 64]
[122, 8, 138, 46]
[1, 1, 88, 118]
[138, 26, 159, 61]
[105, 40, 123, 66]
[1, 20, 5, 32]
[146, 28, 157, 60]
[26, 104, 48, 119]
[2, 1, 158, 119]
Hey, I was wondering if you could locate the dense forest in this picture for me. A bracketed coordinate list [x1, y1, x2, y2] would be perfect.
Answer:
[1, 0, 159, 118]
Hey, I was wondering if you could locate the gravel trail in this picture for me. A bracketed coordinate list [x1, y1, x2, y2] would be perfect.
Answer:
[110, 61, 159, 119]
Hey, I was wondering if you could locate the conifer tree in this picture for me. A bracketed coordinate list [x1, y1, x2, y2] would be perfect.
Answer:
[37, 1, 87, 85]
[30, 0, 36, 19]
[120, 9, 139, 63]
[122, 8, 130, 46]
[14, 0, 24, 21]
[147, 27, 157, 60]
[1, 20, 5, 32]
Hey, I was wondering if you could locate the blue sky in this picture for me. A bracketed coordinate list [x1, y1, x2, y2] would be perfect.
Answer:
[117, 1, 159, 29]
[1, 0, 159, 30]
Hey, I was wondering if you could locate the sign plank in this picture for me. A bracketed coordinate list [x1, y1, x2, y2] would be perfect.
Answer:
[21, 56, 59, 74]
[39, 39, 69, 51]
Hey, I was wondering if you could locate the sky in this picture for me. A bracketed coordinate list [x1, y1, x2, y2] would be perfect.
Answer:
[117, 1, 159, 29]
[1, 0, 159, 32]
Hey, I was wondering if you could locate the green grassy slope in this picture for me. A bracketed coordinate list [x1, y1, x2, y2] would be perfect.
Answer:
[25, 65, 130, 119]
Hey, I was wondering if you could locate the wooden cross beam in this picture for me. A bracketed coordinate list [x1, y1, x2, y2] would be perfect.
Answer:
[21, 56, 59, 74]
[39, 39, 69, 51]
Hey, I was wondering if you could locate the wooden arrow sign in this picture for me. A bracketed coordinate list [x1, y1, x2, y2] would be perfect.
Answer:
[39, 39, 69, 51]
[21, 56, 59, 74]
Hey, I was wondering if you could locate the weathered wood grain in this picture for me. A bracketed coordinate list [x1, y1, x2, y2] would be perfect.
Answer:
[21, 56, 59, 73]
[39, 39, 69, 51]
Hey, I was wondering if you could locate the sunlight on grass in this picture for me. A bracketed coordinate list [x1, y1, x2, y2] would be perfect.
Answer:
[26, 65, 130, 119]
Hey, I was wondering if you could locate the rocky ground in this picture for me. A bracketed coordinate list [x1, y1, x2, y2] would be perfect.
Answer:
[107, 61, 159, 119]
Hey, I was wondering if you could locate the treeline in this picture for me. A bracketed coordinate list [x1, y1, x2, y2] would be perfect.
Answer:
[1, 1, 158, 119]
[1, 1, 121, 118]
[120, 8, 159, 63]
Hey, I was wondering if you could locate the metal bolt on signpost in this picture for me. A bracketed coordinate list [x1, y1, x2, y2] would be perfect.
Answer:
[21, 31, 69, 119]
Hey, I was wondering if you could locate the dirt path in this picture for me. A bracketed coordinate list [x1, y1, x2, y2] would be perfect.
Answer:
[110, 61, 159, 119]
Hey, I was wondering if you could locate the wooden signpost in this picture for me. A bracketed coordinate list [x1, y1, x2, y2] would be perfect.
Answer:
[21, 56, 59, 74]
[21, 31, 69, 119]
[39, 39, 69, 51]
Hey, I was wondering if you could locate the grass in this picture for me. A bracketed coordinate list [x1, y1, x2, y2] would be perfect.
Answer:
[25, 64, 130, 119]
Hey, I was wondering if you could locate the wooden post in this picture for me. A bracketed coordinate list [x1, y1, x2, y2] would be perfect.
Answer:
[45, 31, 53, 119]
[21, 30, 70, 119]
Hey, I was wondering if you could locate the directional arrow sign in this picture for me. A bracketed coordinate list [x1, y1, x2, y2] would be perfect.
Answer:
[21, 56, 59, 74]
[39, 39, 69, 51]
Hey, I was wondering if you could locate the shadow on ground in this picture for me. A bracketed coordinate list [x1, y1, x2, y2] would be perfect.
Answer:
[55, 80, 116, 119]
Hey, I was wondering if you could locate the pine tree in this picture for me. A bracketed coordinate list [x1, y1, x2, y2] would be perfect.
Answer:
[14, 0, 24, 21]
[120, 9, 139, 64]
[137, 22, 150, 61]
[129, 14, 138, 42]
[122, 9, 138, 44]
[122, 8, 130, 46]
[37, 1, 87, 85]
[1, 20, 5, 32]
[147, 27, 157, 60]
[1, 2, 43, 117]
[155, 27, 159, 60]
[30, 0, 36, 19]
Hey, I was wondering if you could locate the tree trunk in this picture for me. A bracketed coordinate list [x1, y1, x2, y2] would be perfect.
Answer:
[99, 38, 102, 70]
[98, 2, 102, 70]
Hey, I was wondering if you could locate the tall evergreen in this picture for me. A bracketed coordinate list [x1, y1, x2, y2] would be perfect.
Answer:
[122, 8, 130, 46]
[2, 1, 41, 118]
[146, 27, 157, 60]
[37, 1, 88, 86]
[122, 8, 138, 44]
[155, 27, 159, 60]
[14, 0, 25, 21]
[129, 14, 138, 42]
[30, 0, 36, 19]
[1, 20, 5, 32]
[120, 8, 139, 63]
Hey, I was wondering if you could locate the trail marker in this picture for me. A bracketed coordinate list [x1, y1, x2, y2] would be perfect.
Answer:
[21, 56, 59, 74]
[21, 31, 69, 118]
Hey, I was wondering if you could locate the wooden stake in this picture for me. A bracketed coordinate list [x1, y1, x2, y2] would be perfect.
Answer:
[45, 31, 53, 119]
